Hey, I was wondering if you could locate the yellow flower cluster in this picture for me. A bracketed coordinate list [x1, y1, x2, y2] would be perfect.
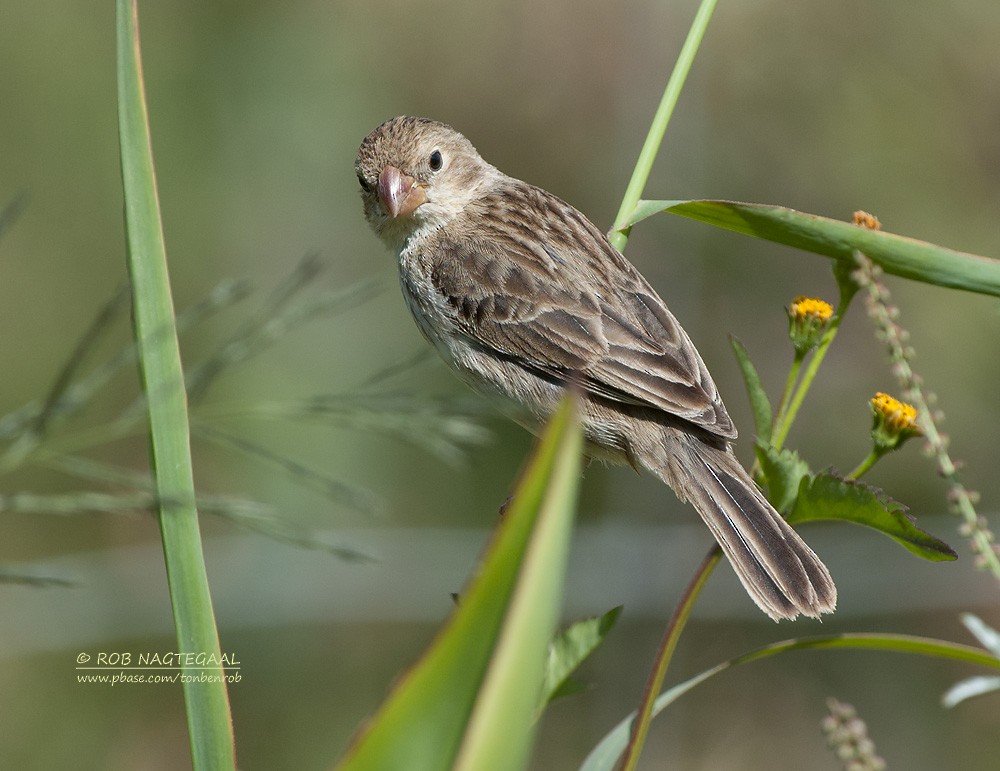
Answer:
[869, 392, 921, 454]
[788, 296, 834, 353]
[870, 392, 918, 433]
[789, 296, 834, 323]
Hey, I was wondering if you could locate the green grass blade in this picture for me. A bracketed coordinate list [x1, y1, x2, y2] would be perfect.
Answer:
[581, 632, 999, 770]
[625, 199, 1000, 297]
[116, 1, 235, 768]
[337, 395, 582, 771]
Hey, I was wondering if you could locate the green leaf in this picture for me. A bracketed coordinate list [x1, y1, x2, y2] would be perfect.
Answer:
[546, 676, 589, 704]
[787, 472, 957, 561]
[336, 396, 582, 771]
[625, 200, 1000, 298]
[581, 632, 1000, 771]
[539, 606, 622, 710]
[729, 336, 772, 440]
[116, 2, 234, 768]
[754, 442, 810, 514]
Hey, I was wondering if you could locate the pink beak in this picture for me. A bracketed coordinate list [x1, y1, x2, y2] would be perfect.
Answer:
[377, 166, 427, 218]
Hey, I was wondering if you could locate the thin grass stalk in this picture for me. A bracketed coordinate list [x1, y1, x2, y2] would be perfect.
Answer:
[617, 546, 722, 771]
[609, 0, 718, 251]
[610, 2, 722, 766]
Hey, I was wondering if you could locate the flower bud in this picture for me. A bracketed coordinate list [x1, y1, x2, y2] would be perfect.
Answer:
[870, 391, 921, 452]
[788, 296, 834, 354]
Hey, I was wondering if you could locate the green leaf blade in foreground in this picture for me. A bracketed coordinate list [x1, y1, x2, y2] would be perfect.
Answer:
[788, 472, 957, 562]
[116, 1, 234, 768]
[626, 200, 1000, 298]
[337, 396, 583, 771]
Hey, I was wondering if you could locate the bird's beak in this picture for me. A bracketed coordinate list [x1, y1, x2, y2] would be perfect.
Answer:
[377, 165, 427, 218]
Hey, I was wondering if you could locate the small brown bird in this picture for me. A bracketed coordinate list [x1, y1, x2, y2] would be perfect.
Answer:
[356, 116, 836, 620]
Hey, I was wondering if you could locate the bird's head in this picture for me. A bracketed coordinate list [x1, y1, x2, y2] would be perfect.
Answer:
[356, 116, 498, 251]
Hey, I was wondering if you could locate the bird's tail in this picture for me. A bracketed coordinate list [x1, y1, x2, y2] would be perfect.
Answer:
[651, 432, 836, 621]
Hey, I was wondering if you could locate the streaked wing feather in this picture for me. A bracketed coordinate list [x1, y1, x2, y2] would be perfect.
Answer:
[428, 182, 736, 439]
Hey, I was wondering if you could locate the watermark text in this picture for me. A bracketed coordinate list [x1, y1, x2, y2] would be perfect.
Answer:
[75, 650, 241, 686]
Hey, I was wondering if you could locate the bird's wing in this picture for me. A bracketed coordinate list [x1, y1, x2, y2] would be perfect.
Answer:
[424, 183, 736, 440]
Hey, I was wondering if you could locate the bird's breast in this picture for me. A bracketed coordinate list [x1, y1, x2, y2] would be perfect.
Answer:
[398, 248, 451, 349]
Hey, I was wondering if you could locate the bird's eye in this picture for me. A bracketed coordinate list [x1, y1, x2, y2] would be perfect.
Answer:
[357, 172, 372, 192]
[429, 150, 443, 172]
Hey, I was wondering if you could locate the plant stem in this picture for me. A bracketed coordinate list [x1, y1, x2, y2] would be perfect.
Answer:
[617, 546, 722, 771]
[847, 449, 881, 480]
[609, 0, 718, 251]
[609, 5, 722, 766]
[769, 350, 805, 450]
[771, 290, 852, 451]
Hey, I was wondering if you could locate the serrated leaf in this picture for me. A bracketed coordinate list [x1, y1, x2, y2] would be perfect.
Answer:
[539, 606, 622, 710]
[754, 442, 810, 514]
[729, 336, 772, 440]
[625, 200, 1000, 298]
[788, 472, 957, 561]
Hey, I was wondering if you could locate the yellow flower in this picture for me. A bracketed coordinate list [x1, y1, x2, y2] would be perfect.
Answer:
[870, 392, 921, 451]
[789, 296, 834, 322]
[788, 296, 834, 353]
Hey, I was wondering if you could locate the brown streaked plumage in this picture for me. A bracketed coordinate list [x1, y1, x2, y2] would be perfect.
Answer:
[355, 116, 836, 621]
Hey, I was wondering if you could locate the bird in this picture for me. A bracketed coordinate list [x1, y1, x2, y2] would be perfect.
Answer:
[355, 115, 836, 621]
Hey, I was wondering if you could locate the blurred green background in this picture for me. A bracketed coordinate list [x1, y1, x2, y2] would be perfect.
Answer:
[2, 1, 1000, 768]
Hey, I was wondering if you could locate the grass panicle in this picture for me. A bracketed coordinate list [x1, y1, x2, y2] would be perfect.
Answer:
[821, 698, 887, 771]
[851, 249, 1000, 581]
